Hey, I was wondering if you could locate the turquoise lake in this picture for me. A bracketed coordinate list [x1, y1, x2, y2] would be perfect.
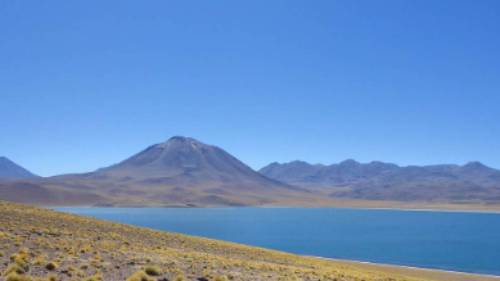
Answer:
[56, 207, 500, 276]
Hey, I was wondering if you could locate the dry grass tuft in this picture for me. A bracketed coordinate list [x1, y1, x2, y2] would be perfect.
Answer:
[173, 273, 186, 281]
[5, 272, 32, 281]
[143, 265, 162, 276]
[45, 262, 58, 271]
[126, 270, 154, 281]
[213, 275, 228, 281]
[4, 264, 26, 276]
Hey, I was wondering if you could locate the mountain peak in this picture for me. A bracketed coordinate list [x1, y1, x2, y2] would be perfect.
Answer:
[289, 160, 312, 166]
[463, 161, 490, 171]
[167, 136, 197, 142]
[98, 136, 285, 186]
[0, 156, 11, 162]
[0, 156, 38, 179]
[153, 136, 205, 150]
[464, 161, 485, 167]
[339, 159, 360, 166]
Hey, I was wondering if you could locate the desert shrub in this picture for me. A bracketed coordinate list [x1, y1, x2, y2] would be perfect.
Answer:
[18, 248, 29, 256]
[126, 270, 154, 281]
[4, 264, 26, 276]
[144, 265, 162, 276]
[5, 272, 32, 281]
[34, 275, 58, 281]
[173, 273, 186, 281]
[83, 272, 103, 281]
[80, 264, 89, 270]
[66, 266, 76, 272]
[10, 253, 29, 272]
[33, 255, 46, 266]
[45, 262, 58, 271]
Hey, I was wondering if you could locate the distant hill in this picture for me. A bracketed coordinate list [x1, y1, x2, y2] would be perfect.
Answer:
[0, 181, 105, 205]
[259, 160, 500, 203]
[0, 156, 38, 179]
[1, 137, 319, 207]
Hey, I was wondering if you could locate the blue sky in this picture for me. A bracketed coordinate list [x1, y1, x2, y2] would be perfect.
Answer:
[1, 0, 499, 176]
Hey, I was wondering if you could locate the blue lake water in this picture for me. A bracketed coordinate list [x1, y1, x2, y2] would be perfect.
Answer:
[56, 207, 500, 276]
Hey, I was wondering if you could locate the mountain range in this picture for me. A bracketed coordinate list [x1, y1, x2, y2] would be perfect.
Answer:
[0, 137, 322, 207]
[1, 137, 500, 208]
[260, 160, 500, 203]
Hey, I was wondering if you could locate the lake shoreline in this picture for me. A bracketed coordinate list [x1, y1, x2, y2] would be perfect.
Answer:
[10, 200, 496, 281]
[312, 256, 500, 281]
[50, 203, 500, 214]
[55, 206, 500, 280]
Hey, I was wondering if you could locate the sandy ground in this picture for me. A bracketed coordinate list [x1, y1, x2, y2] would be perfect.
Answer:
[321, 258, 500, 281]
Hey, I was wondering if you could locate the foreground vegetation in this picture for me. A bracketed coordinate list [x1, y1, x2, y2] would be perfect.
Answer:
[0, 201, 495, 281]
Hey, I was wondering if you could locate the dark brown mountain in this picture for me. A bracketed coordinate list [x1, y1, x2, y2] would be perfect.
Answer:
[259, 160, 500, 203]
[0, 156, 38, 179]
[1, 137, 319, 207]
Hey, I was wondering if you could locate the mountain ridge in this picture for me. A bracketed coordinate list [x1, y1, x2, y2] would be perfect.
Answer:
[259, 159, 500, 202]
[1, 138, 500, 207]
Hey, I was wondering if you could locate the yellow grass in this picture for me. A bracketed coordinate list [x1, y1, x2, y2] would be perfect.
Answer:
[0, 200, 497, 281]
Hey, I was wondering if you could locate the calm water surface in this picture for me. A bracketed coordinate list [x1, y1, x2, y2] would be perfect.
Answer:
[56, 207, 500, 276]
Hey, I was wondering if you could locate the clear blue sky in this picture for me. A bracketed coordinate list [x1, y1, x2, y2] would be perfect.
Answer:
[1, 0, 499, 176]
